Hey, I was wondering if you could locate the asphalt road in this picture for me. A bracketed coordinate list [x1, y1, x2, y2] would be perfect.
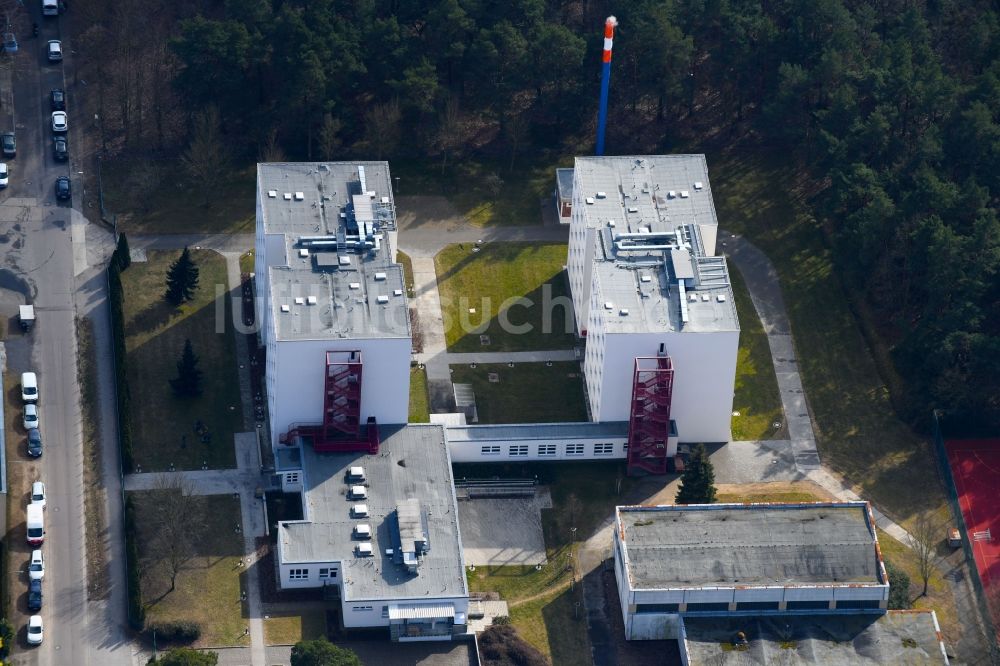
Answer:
[0, 9, 131, 666]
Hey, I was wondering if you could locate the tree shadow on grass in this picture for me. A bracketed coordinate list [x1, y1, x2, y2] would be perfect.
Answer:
[125, 298, 176, 340]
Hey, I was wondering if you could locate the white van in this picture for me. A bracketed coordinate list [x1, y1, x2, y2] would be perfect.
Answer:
[26, 503, 44, 546]
[41, 0, 58, 16]
[21, 372, 38, 403]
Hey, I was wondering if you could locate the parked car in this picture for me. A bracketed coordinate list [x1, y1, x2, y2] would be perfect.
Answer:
[53, 135, 67, 161]
[0, 162, 7, 189]
[26, 428, 41, 458]
[30, 481, 45, 508]
[28, 549, 44, 581]
[46, 40, 61, 62]
[1, 132, 15, 157]
[51, 111, 67, 133]
[55, 176, 70, 200]
[26, 615, 42, 645]
[27, 579, 42, 612]
[50, 88, 65, 111]
[22, 372, 38, 402]
[23, 403, 38, 430]
[26, 503, 44, 546]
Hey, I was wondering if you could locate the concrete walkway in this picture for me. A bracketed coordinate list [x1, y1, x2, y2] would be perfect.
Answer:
[721, 231, 911, 545]
[129, 233, 254, 253]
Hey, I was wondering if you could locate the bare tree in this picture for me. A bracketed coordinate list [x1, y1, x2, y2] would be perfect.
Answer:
[364, 100, 402, 160]
[318, 113, 343, 161]
[181, 106, 229, 200]
[127, 161, 163, 212]
[906, 512, 945, 598]
[435, 96, 462, 174]
[148, 475, 199, 593]
[259, 128, 286, 163]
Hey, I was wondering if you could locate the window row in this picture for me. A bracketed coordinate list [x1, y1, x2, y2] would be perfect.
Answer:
[634, 599, 882, 614]
[479, 442, 620, 457]
[287, 567, 337, 580]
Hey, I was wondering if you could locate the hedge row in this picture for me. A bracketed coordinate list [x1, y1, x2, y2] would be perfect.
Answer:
[144, 621, 201, 644]
[124, 495, 145, 630]
[109, 235, 133, 470]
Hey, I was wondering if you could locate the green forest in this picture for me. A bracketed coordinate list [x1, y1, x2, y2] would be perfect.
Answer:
[87, 0, 1000, 430]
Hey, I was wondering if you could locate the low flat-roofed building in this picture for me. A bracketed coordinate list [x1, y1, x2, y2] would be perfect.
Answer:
[613, 502, 889, 640]
[682, 611, 949, 664]
[275, 424, 469, 641]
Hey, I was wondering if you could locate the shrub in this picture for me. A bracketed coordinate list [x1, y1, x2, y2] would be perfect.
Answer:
[124, 496, 146, 630]
[886, 560, 912, 610]
[491, 615, 511, 626]
[478, 625, 547, 666]
[0, 618, 14, 657]
[145, 621, 202, 643]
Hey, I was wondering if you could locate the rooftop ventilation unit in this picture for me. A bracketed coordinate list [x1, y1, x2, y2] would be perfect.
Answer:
[717, 294, 727, 302]
[294, 297, 305, 305]
[280, 304, 291, 313]
[586, 197, 595, 205]
[627, 206, 639, 213]
[596, 191, 607, 199]
[350, 485, 367, 500]
[267, 190, 277, 198]
[680, 190, 690, 198]
[393, 289, 403, 296]
[351, 503, 369, 518]
[306, 296, 318, 305]
[299, 249, 309, 258]
[356, 542, 374, 557]
[283, 193, 292, 200]
[640, 275, 652, 283]
[339, 256, 351, 266]
[353, 524, 372, 540]
[619, 308, 629, 316]
[668, 190, 676, 199]
[358, 165, 368, 193]
[374, 272, 387, 281]
[349, 466, 366, 482]
[349, 282, 361, 290]
[694, 182, 704, 190]
[604, 302, 614, 310]
[377, 295, 390, 304]
[608, 220, 616, 227]
[294, 192, 305, 201]
[381, 196, 390, 204]
[701, 294, 710, 302]
[689, 294, 699, 302]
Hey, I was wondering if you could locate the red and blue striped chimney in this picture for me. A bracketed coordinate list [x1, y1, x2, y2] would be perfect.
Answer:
[595, 16, 618, 156]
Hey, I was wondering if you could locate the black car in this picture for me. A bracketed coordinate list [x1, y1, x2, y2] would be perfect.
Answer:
[50, 88, 65, 111]
[27, 428, 41, 457]
[53, 135, 67, 161]
[1, 132, 15, 158]
[55, 176, 70, 200]
[28, 579, 42, 612]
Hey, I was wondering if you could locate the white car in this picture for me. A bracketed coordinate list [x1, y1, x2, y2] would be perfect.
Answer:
[27, 615, 42, 645]
[30, 481, 45, 508]
[23, 403, 38, 431]
[22, 372, 38, 403]
[28, 549, 44, 581]
[0, 163, 8, 189]
[46, 40, 62, 62]
[51, 111, 67, 133]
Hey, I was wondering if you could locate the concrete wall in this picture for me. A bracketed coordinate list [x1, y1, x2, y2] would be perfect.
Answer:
[269, 336, 411, 445]
[629, 613, 683, 640]
[341, 597, 470, 630]
[591, 330, 738, 443]
[277, 558, 340, 589]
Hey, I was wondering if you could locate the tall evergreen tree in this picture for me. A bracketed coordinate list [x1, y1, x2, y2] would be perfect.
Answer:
[164, 247, 200, 305]
[675, 443, 717, 504]
[169, 339, 203, 397]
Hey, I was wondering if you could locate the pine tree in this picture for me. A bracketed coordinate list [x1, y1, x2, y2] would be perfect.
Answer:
[164, 247, 200, 305]
[675, 443, 717, 504]
[169, 339, 203, 397]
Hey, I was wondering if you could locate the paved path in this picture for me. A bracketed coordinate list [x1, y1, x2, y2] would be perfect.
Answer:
[129, 233, 254, 253]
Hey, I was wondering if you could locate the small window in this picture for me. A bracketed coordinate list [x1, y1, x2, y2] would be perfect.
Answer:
[481, 445, 501, 456]
[538, 444, 557, 456]
[834, 599, 882, 610]
[509, 444, 529, 457]
[288, 568, 309, 580]
[352, 605, 373, 612]
[381, 605, 389, 619]
[566, 443, 585, 456]
[318, 568, 335, 579]
[636, 603, 679, 613]
[594, 443, 615, 456]
[735, 601, 779, 611]
[786, 600, 829, 611]
[684, 602, 729, 613]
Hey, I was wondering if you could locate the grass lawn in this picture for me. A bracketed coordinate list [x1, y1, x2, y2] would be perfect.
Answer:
[435, 243, 575, 352]
[513, 586, 589, 665]
[448, 363, 587, 424]
[409, 367, 430, 423]
[396, 250, 415, 298]
[728, 262, 783, 440]
[239, 251, 255, 275]
[121, 250, 242, 470]
[263, 610, 327, 645]
[131, 492, 246, 647]
[393, 155, 570, 227]
[877, 528, 960, 643]
[708, 148, 945, 525]
[103, 159, 255, 235]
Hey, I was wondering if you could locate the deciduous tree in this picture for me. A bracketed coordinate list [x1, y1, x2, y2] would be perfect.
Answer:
[290, 638, 362, 666]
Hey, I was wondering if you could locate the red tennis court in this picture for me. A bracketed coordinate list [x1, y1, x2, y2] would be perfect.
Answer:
[946, 439, 1000, 601]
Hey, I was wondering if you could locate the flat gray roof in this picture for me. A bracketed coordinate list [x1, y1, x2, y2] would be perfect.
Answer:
[618, 503, 883, 589]
[574, 155, 738, 334]
[258, 162, 409, 341]
[278, 425, 467, 602]
[683, 612, 948, 665]
[556, 168, 574, 199]
[446, 421, 628, 442]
